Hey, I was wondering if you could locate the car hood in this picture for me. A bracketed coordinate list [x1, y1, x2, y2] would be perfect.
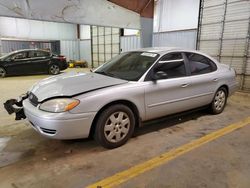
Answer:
[30, 72, 128, 102]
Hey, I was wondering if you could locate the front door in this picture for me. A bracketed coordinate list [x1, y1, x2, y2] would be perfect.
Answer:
[144, 52, 192, 120]
[5, 51, 30, 75]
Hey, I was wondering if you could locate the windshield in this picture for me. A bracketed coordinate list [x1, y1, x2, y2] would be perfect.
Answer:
[0, 51, 16, 60]
[94, 52, 159, 81]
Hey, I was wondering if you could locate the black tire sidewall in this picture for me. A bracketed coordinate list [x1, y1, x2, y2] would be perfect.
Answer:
[211, 87, 228, 114]
[94, 104, 135, 149]
[0, 67, 6, 78]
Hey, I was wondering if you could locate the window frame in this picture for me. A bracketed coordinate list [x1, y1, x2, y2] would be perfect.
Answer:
[183, 52, 217, 76]
[144, 52, 189, 81]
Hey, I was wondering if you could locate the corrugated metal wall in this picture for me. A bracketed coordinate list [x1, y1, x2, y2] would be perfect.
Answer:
[1, 40, 60, 55]
[154, 0, 200, 32]
[120, 35, 141, 52]
[80, 39, 92, 65]
[197, 0, 250, 91]
[153, 29, 197, 49]
[153, 0, 199, 50]
[60, 40, 80, 61]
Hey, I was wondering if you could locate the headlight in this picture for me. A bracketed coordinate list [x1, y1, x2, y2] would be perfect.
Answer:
[39, 98, 80, 113]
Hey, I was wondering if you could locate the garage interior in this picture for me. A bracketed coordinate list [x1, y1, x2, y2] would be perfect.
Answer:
[0, 0, 250, 187]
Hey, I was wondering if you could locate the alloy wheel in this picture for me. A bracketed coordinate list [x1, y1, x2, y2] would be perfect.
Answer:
[214, 90, 226, 111]
[104, 111, 130, 143]
[50, 65, 60, 75]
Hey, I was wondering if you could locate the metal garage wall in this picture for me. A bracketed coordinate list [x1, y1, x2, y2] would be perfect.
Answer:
[91, 26, 120, 68]
[197, 0, 250, 91]
[153, 0, 199, 49]
[154, 0, 200, 32]
[120, 35, 141, 52]
[80, 39, 92, 65]
[1, 40, 60, 54]
[60, 40, 80, 61]
[0, 17, 77, 40]
[153, 29, 197, 49]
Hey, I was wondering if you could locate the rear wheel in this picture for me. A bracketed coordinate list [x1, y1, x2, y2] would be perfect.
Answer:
[94, 104, 135, 149]
[0, 67, 6, 78]
[49, 64, 60, 75]
[210, 87, 227, 114]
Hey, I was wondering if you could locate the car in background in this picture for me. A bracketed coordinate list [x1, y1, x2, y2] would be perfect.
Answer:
[6, 47, 237, 149]
[0, 49, 68, 77]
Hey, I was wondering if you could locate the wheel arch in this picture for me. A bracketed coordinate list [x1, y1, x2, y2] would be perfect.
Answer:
[218, 84, 229, 96]
[88, 99, 141, 137]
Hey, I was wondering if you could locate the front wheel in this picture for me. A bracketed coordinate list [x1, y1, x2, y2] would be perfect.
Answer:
[94, 104, 135, 149]
[0, 67, 6, 78]
[210, 87, 227, 114]
[48, 64, 60, 75]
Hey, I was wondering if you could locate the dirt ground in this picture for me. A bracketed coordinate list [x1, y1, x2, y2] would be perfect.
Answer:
[0, 69, 250, 188]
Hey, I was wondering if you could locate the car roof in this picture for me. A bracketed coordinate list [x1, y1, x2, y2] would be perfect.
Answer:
[131, 47, 214, 58]
[140, 47, 181, 52]
[130, 47, 192, 55]
[11, 49, 48, 53]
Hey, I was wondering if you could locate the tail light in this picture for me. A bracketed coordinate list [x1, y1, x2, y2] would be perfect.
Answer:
[58, 55, 66, 61]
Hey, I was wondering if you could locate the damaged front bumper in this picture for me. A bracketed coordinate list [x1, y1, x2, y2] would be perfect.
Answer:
[3, 93, 29, 120]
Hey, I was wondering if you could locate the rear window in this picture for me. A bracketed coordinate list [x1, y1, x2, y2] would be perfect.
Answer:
[186, 53, 217, 75]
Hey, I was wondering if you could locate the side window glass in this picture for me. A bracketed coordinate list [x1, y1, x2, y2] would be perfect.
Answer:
[161, 53, 183, 61]
[186, 53, 217, 75]
[28, 51, 35, 58]
[37, 51, 50, 57]
[13, 52, 27, 60]
[29, 51, 50, 58]
[155, 53, 186, 79]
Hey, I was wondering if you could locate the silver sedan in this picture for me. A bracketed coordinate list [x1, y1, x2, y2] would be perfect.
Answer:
[21, 47, 237, 148]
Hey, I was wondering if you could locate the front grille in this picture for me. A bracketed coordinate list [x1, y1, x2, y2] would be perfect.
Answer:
[29, 92, 39, 107]
[40, 127, 56, 135]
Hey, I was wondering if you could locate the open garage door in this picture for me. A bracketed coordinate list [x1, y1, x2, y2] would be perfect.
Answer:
[91, 26, 120, 68]
[197, 0, 250, 91]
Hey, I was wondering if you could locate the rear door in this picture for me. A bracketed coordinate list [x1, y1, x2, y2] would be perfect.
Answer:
[27, 50, 51, 73]
[184, 52, 219, 105]
[144, 52, 193, 120]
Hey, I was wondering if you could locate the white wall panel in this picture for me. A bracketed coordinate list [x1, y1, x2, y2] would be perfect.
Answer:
[80, 25, 91, 40]
[60, 40, 80, 60]
[80, 39, 92, 64]
[0, 17, 77, 40]
[120, 36, 141, 52]
[153, 29, 197, 49]
[154, 0, 200, 32]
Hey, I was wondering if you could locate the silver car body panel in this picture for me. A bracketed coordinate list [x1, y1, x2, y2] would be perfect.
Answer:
[30, 71, 128, 102]
[23, 47, 238, 139]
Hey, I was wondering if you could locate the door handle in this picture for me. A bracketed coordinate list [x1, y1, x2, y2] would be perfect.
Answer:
[181, 83, 189, 88]
[213, 78, 218, 82]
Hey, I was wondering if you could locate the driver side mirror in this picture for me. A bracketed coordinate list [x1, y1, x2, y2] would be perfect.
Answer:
[151, 71, 168, 81]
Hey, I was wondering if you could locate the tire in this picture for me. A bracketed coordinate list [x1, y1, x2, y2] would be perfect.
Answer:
[48, 64, 60, 75]
[94, 104, 135, 149]
[210, 87, 228, 114]
[0, 67, 6, 78]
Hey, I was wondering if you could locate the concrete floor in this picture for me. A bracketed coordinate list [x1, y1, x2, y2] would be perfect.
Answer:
[0, 69, 250, 188]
